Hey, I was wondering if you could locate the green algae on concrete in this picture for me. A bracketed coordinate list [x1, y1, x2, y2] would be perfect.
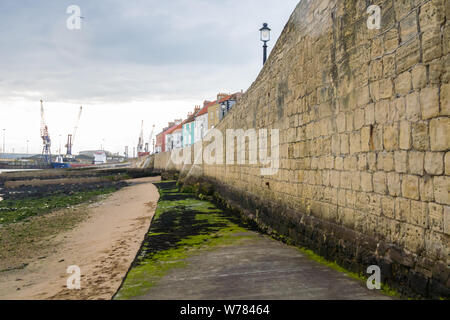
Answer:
[114, 181, 253, 300]
[296, 247, 401, 299]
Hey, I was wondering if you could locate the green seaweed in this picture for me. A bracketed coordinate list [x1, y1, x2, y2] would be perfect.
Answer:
[297, 247, 402, 299]
[114, 182, 252, 300]
[0, 187, 118, 225]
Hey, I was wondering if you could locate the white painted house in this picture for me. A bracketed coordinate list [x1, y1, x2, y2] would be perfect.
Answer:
[194, 103, 210, 143]
[165, 122, 183, 151]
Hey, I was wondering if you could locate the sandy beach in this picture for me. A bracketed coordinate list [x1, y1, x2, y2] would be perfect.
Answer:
[0, 176, 160, 300]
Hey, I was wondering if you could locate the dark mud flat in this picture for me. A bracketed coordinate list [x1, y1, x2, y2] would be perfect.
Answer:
[0, 168, 158, 185]
[114, 181, 392, 300]
[0, 179, 127, 225]
[0, 180, 127, 201]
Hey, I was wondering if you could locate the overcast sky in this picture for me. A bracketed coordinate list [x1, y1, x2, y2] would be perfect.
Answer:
[0, 0, 299, 155]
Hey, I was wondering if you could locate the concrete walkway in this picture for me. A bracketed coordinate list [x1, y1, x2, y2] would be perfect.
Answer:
[137, 231, 391, 300]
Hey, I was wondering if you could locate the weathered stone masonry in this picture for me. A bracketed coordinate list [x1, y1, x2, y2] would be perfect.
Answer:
[148, 0, 449, 298]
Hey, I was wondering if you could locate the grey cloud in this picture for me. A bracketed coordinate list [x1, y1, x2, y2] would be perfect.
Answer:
[0, 0, 299, 103]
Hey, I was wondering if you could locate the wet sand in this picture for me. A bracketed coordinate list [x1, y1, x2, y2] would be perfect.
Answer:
[0, 176, 160, 300]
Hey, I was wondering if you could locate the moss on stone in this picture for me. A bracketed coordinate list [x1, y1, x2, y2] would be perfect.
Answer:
[114, 181, 253, 300]
[296, 247, 402, 299]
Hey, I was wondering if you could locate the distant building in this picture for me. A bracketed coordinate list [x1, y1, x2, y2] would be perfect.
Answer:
[165, 122, 183, 151]
[208, 93, 230, 129]
[182, 106, 200, 147]
[194, 101, 212, 142]
[155, 132, 164, 153]
[155, 119, 182, 153]
[219, 92, 243, 121]
[207, 102, 220, 130]
[94, 151, 107, 164]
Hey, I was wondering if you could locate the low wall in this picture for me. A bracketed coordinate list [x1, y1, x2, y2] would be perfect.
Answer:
[148, 0, 449, 298]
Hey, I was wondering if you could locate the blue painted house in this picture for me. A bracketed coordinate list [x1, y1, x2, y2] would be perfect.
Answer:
[182, 106, 199, 147]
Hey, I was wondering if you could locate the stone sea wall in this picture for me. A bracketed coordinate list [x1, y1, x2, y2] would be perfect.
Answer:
[148, 0, 449, 298]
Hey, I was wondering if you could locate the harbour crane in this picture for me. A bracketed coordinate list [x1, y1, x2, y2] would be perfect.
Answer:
[66, 106, 83, 157]
[40, 100, 52, 164]
[145, 125, 155, 153]
[137, 120, 144, 154]
[148, 124, 155, 154]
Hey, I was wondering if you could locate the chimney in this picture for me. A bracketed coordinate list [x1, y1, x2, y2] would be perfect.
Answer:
[174, 119, 182, 125]
[217, 93, 229, 101]
[204, 100, 212, 108]
[194, 105, 201, 113]
[234, 92, 244, 100]
[168, 122, 175, 128]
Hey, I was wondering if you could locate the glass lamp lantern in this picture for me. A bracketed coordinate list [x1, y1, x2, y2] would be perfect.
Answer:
[260, 23, 271, 42]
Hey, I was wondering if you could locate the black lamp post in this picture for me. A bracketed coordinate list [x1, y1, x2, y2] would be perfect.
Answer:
[260, 23, 271, 64]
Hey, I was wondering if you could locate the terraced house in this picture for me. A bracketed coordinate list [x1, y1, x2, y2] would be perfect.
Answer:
[194, 101, 211, 143]
[182, 107, 199, 147]
[218, 92, 243, 121]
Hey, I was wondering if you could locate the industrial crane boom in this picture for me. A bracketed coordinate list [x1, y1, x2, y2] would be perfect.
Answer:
[149, 124, 155, 154]
[137, 120, 144, 153]
[40, 100, 52, 163]
[72, 106, 82, 148]
[66, 106, 83, 156]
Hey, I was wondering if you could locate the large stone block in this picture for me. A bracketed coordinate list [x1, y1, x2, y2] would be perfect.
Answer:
[380, 152, 395, 172]
[425, 152, 444, 175]
[419, 0, 446, 32]
[361, 126, 371, 152]
[411, 122, 429, 151]
[444, 22, 450, 55]
[400, 11, 418, 43]
[429, 202, 444, 232]
[396, 197, 410, 222]
[412, 64, 428, 89]
[396, 38, 421, 73]
[402, 175, 420, 200]
[375, 100, 389, 124]
[420, 87, 440, 120]
[430, 118, 450, 151]
[399, 121, 411, 150]
[434, 176, 450, 205]
[440, 83, 450, 116]
[381, 196, 395, 219]
[379, 79, 394, 100]
[421, 28, 442, 63]
[340, 133, 349, 154]
[419, 176, 434, 202]
[395, 151, 408, 173]
[384, 123, 399, 151]
[401, 223, 425, 253]
[409, 200, 428, 228]
[387, 172, 401, 197]
[408, 151, 425, 175]
[446, 152, 450, 175]
[365, 103, 375, 125]
[406, 92, 421, 121]
[349, 132, 361, 154]
[395, 71, 412, 96]
[361, 172, 373, 192]
[353, 108, 365, 130]
[444, 205, 450, 235]
[373, 171, 387, 195]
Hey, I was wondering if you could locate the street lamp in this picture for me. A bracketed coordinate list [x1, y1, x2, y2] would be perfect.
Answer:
[260, 23, 271, 65]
